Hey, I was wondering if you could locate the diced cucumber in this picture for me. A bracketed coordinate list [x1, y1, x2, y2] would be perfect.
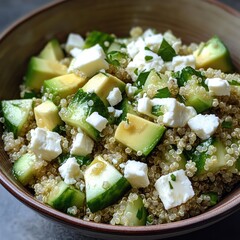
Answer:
[12, 153, 38, 186]
[47, 180, 85, 213]
[191, 138, 227, 175]
[58, 153, 92, 166]
[43, 73, 87, 104]
[39, 39, 64, 61]
[60, 89, 109, 141]
[1, 99, 33, 138]
[115, 113, 166, 156]
[24, 57, 67, 91]
[118, 194, 147, 226]
[84, 156, 131, 213]
[193, 36, 234, 73]
[107, 51, 128, 67]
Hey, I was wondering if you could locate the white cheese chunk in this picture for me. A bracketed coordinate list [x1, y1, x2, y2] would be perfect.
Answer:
[69, 47, 83, 58]
[205, 77, 230, 96]
[188, 114, 219, 140]
[124, 160, 150, 188]
[126, 37, 145, 58]
[70, 132, 94, 156]
[68, 44, 109, 77]
[65, 33, 85, 53]
[125, 83, 138, 98]
[106, 87, 122, 106]
[151, 98, 197, 127]
[144, 34, 163, 51]
[86, 112, 108, 132]
[137, 97, 152, 115]
[126, 49, 164, 81]
[29, 127, 62, 161]
[155, 169, 195, 210]
[114, 109, 123, 118]
[59, 157, 82, 185]
[172, 55, 195, 72]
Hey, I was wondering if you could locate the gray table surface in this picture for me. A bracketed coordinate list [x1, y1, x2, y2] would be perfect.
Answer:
[0, 0, 240, 239]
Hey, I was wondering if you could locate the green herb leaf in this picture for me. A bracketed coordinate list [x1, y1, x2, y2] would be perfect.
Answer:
[229, 80, 240, 86]
[134, 68, 138, 76]
[151, 105, 163, 117]
[135, 71, 151, 88]
[169, 181, 174, 189]
[145, 55, 153, 61]
[154, 87, 171, 98]
[158, 38, 177, 61]
[136, 206, 144, 220]
[170, 173, 176, 181]
[221, 120, 233, 129]
[84, 31, 115, 52]
[107, 51, 127, 66]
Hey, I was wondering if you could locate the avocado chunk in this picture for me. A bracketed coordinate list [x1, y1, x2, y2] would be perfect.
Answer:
[115, 113, 166, 156]
[193, 36, 233, 73]
[47, 180, 85, 213]
[82, 73, 125, 105]
[43, 73, 86, 103]
[84, 156, 131, 213]
[34, 100, 63, 131]
[13, 153, 38, 186]
[39, 39, 64, 61]
[24, 57, 67, 91]
[60, 89, 109, 141]
[1, 99, 33, 138]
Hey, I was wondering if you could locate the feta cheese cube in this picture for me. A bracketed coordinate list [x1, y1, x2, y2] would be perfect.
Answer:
[29, 127, 62, 161]
[126, 49, 164, 81]
[68, 44, 109, 77]
[106, 87, 122, 106]
[126, 37, 145, 58]
[137, 97, 152, 115]
[114, 109, 123, 118]
[144, 34, 163, 51]
[69, 47, 83, 58]
[86, 112, 108, 132]
[155, 169, 195, 210]
[124, 160, 150, 188]
[151, 98, 197, 127]
[205, 77, 230, 96]
[188, 114, 219, 140]
[125, 83, 138, 98]
[59, 157, 82, 185]
[70, 132, 94, 156]
[172, 55, 195, 72]
[65, 33, 85, 53]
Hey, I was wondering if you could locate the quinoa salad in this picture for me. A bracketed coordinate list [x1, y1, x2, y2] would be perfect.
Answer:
[1, 27, 240, 226]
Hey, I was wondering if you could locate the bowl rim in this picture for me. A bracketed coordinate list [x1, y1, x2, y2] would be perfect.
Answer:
[0, 0, 240, 236]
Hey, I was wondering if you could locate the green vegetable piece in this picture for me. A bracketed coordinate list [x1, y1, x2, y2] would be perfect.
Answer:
[229, 80, 240, 86]
[154, 87, 171, 98]
[84, 31, 115, 52]
[158, 38, 177, 61]
[194, 36, 234, 73]
[151, 105, 163, 117]
[134, 71, 151, 89]
[107, 51, 128, 66]
[170, 173, 176, 181]
[60, 89, 109, 141]
[202, 192, 218, 206]
[58, 153, 92, 166]
[47, 181, 85, 213]
[221, 120, 232, 129]
[1, 99, 33, 138]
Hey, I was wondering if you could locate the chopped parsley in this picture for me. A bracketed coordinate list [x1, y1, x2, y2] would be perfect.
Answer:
[170, 173, 176, 181]
[169, 181, 174, 189]
[145, 55, 153, 61]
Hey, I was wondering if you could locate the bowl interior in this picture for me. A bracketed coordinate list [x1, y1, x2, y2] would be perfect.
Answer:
[0, 0, 240, 239]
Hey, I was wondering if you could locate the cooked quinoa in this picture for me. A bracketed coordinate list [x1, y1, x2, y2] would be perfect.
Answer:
[1, 27, 240, 226]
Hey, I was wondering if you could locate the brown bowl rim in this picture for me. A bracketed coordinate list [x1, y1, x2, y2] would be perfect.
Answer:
[0, 0, 240, 236]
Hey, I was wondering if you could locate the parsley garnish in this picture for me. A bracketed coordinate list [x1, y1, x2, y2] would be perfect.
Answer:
[145, 55, 153, 61]
[170, 173, 176, 181]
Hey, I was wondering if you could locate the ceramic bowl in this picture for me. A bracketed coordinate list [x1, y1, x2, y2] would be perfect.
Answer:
[0, 0, 240, 239]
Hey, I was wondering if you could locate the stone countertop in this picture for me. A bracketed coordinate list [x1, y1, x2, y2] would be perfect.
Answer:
[0, 1, 239, 239]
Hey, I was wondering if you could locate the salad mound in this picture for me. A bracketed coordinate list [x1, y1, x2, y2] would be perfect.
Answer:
[1, 27, 240, 226]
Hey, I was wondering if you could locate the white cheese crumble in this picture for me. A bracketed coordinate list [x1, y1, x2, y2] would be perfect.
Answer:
[68, 44, 109, 77]
[188, 114, 220, 140]
[171, 55, 195, 72]
[86, 112, 108, 132]
[155, 169, 195, 210]
[125, 83, 138, 98]
[29, 127, 62, 161]
[126, 49, 164, 81]
[65, 33, 85, 53]
[70, 132, 94, 156]
[124, 160, 150, 188]
[106, 87, 122, 106]
[58, 157, 82, 185]
[151, 98, 197, 127]
[126, 37, 145, 58]
[205, 77, 230, 96]
[137, 97, 152, 115]
[69, 47, 83, 58]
